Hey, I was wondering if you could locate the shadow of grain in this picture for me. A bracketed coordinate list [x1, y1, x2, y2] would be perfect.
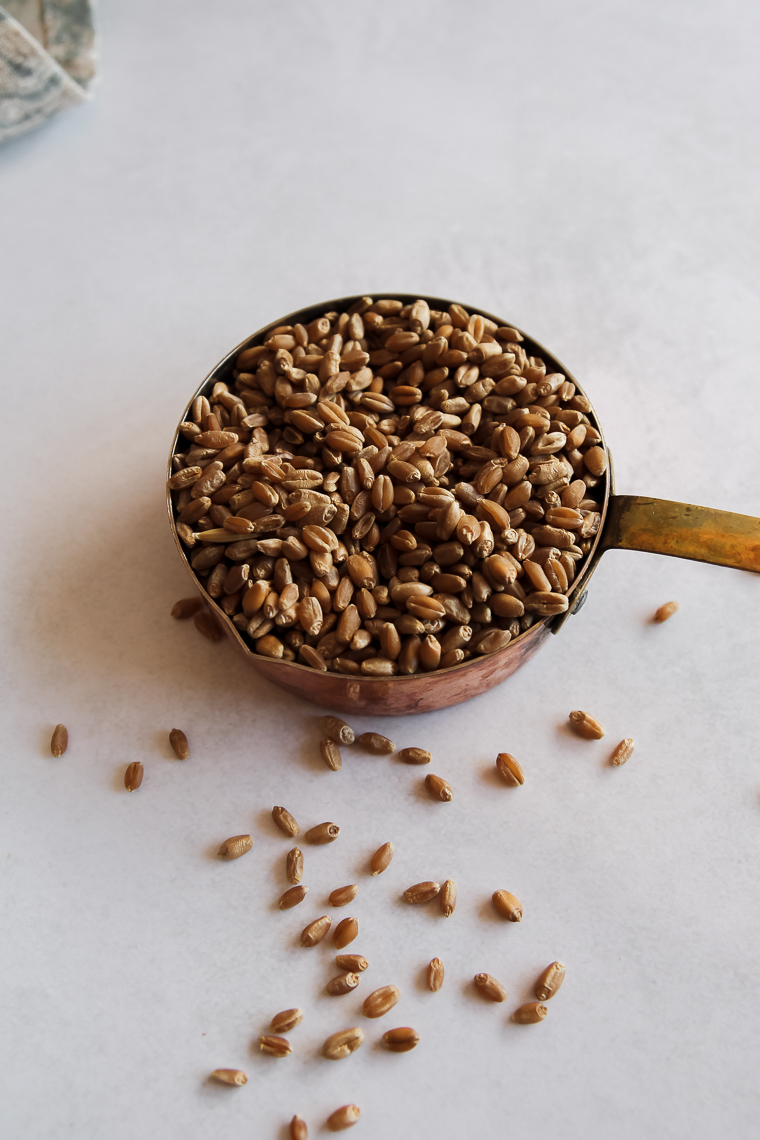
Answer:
[111, 765, 128, 794]
[154, 729, 180, 760]
[202, 840, 223, 862]
[478, 761, 507, 790]
[413, 961, 434, 994]
[477, 896, 513, 928]
[40, 725, 57, 759]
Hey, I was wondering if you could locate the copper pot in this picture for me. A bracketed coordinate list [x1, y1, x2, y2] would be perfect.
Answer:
[167, 294, 760, 716]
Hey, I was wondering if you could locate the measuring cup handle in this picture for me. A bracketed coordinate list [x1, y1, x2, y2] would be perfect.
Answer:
[600, 495, 760, 572]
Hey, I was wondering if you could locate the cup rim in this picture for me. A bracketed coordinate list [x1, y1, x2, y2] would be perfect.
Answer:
[166, 292, 611, 682]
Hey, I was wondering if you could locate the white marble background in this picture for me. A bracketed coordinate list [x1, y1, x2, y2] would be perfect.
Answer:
[1, 2, 759, 1137]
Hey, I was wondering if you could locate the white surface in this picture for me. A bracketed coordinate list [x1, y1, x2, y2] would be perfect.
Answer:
[2, 2, 760, 1137]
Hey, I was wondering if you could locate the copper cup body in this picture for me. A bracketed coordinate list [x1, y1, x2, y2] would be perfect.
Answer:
[168, 293, 608, 715]
[222, 616, 554, 716]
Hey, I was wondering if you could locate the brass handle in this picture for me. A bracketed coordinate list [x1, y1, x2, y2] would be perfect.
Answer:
[600, 495, 760, 572]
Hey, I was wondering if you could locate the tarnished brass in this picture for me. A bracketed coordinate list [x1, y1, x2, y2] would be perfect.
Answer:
[600, 495, 760, 571]
[167, 293, 760, 716]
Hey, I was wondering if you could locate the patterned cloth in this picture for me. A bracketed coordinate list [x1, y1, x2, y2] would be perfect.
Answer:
[0, 1, 95, 144]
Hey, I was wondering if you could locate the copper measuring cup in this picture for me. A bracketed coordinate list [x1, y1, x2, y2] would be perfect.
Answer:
[167, 294, 760, 716]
